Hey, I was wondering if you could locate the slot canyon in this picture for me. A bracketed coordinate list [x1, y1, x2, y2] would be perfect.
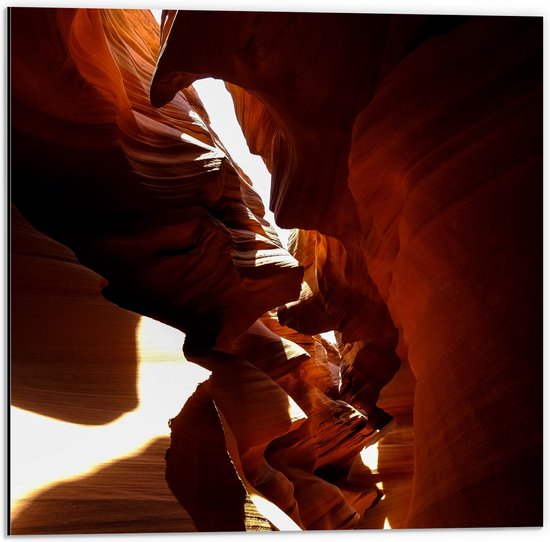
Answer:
[9, 7, 542, 533]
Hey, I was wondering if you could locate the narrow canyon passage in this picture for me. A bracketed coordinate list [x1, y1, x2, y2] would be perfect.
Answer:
[9, 7, 542, 533]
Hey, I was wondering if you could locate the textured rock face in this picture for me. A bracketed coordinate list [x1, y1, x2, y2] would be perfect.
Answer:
[11, 7, 542, 533]
[169, 316, 384, 531]
[346, 17, 542, 527]
[152, 10, 542, 528]
[11, 7, 391, 532]
[151, 12, 392, 240]
[11, 206, 141, 425]
[11, 8, 302, 350]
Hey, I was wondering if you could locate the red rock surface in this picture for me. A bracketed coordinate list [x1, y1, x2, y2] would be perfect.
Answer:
[10, 7, 542, 533]
[11, 8, 302, 350]
[11, 206, 140, 425]
[152, 10, 542, 529]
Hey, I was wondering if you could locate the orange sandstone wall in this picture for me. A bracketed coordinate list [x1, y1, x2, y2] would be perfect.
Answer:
[10, 8, 542, 532]
[11, 8, 302, 350]
[348, 17, 542, 527]
[11, 8, 395, 533]
[236, 15, 543, 528]
[152, 11, 542, 527]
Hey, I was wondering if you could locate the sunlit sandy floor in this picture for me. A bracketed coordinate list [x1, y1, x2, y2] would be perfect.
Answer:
[10, 316, 210, 532]
[10, 312, 400, 533]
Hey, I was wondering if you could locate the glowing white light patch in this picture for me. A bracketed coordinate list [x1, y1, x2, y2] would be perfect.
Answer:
[249, 493, 302, 531]
[360, 441, 380, 474]
[192, 78, 290, 248]
[150, 9, 162, 25]
[10, 316, 211, 518]
[179, 131, 220, 153]
[286, 395, 307, 425]
[135, 316, 211, 416]
[320, 330, 337, 345]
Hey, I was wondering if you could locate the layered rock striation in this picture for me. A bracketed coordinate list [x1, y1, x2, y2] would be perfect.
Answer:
[11, 7, 390, 532]
[10, 7, 542, 532]
[152, 10, 543, 528]
[11, 8, 302, 350]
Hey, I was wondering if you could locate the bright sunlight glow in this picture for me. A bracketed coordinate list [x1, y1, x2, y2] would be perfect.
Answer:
[192, 78, 290, 248]
[150, 9, 289, 248]
[10, 316, 210, 518]
[320, 330, 338, 345]
[11, 8, 392, 534]
[360, 441, 380, 475]
[13, 10, 289, 522]
[359, 440, 392, 528]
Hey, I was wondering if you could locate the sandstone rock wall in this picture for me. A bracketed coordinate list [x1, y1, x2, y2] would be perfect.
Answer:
[151, 10, 541, 527]
[10, 7, 542, 532]
[229, 14, 543, 528]
[11, 8, 302, 350]
[11, 7, 393, 532]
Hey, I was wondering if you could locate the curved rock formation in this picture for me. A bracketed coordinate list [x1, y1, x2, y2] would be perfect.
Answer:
[10, 6, 542, 533]
[11, 206, 141, 425]
[152, 10, 542, 529]
[10, 6, 387, 532]
[11, 8, 302, 350]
